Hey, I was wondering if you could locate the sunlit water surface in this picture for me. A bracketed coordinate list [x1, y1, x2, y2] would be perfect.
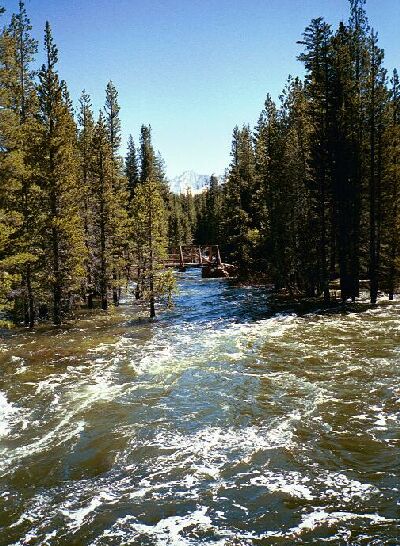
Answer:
[0, 269, 399, 545]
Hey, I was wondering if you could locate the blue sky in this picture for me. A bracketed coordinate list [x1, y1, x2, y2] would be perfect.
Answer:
[2, 0, 400, 178]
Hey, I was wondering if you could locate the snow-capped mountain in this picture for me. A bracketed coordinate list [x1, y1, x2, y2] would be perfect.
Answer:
[169, 170, 211, 195]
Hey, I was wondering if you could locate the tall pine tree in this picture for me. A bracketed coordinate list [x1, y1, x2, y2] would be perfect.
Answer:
[37, 22, 85, 324]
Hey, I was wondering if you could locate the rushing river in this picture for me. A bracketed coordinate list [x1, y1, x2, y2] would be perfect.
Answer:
[0, 269, 399, 545]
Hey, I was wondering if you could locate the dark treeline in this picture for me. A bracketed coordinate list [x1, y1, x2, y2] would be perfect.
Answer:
[191, 0, 400, 305]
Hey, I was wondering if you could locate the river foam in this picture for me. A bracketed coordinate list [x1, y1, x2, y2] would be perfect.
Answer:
[1, 270, 399, 545]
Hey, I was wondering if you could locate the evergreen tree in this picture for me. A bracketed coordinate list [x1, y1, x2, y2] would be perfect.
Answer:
[298, 17, 334, 300]
[181, 188, 196, 244]
[280, 77, 315, 294]
[139, 124, 154, 183]
[253, 95, 286, 285]
[125, 134, 139, 201]
[77, 90, 95, 307]
[103, 80, 127, 305]
[104, 80, 121, 157]
[37, 22, 85, 324]
[381, 70, 400, 299]
[204, 175, 222, 245]
[0, 1, 41, 326]
[90, 112, 114, 310]
[223, 125, 255, 274]
[131, 125, 171, 317]
[154, 151, 171, 203]
[131, 177, 168, 317]
[167, 193, 185, 249]
[193, 190, 208, 245]
[366, 29, 387, 303]
[330, 21, 363, 301]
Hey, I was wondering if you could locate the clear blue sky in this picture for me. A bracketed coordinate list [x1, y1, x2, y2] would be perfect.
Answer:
[3, 0, 400, 178]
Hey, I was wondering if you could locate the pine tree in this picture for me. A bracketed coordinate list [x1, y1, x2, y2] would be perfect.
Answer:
[348, 0, 370, 301]
[103, 80, 127, 305]
[77, 90, 96, 307]
[154, 151, 171, 205]
[11, 1, 40, 325]
[37, 22, 85, 324]
[90, 112, 115, 310]
[366, 29, 387, 303]
[167, 193, 184, 249]
[125, 134, 139, 201]
[381, 70, 400, 299]
[330, 20, 365, 301]
[131, 125, 170, 317]
[0, 1, 41, 326]
[104, 80, 121, 157]
[193, 190, 208, 245]
[280, 77, 315, 294]
[181, 188, 196, 244]
[298, 17, 334, 300]
[223, 125, 255, 275]
[204, 175, 222, 245]
[253, 96, 279, 279]
[131, 177, 169, 318]
[139, 124, 154, 183]
[0, 210, 19, 325]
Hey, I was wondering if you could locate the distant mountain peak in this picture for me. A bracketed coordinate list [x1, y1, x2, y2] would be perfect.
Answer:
[169, 171, 211, 195]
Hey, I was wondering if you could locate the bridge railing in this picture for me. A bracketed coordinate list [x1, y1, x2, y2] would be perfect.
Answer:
[165, 245, 222, 267]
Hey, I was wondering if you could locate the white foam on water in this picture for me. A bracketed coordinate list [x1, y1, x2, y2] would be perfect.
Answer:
[0, 413, 85, 477]
[284, 509, 394, 538]
[90, 506, 229, 546]
[135, 342, 175, 375]
[150, 420, 296, 467]
[374, 412, 388, 428]
[2, 277, 400, 545]
[9, 355, 28, 375]
[364, 403, 400, 434]
[0, 391, 18, 437]
[10, 355, 23, 363]
[351, 413, 369, 421]
[0, 347, 133, 477]
[0, 354, 128, 473]
[60, 497, 103, 530]
[316, 472, 379, 503]
[88, 343, 115, 354]
[128, 312, 302, 380]
[250, 471, 314, 500]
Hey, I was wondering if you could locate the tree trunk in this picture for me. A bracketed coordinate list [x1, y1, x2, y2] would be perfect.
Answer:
[100, 205, 107, 311]
[369, 65, 377, 305]
[50, 133, 61, 326]
[149, 250, 155, 318]
[149, 276, 155, 318]
[52, 225, 61, 325]
[100, 221, 107, 311]
[149, 196, 156, 318]
[112, 270, 119, 305]
[27, 264, 35, 328]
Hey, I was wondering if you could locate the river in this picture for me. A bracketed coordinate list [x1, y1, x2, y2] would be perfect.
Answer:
[0, 269, 399, 545]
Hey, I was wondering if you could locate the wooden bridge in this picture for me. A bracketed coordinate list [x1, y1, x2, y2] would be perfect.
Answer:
[165, 245, 236, 278]
[165, 245, 222, 269]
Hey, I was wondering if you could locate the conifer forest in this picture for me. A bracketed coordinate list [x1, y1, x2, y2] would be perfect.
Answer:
[0, 2, 399, 545]
[1, 0, 400, 325]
